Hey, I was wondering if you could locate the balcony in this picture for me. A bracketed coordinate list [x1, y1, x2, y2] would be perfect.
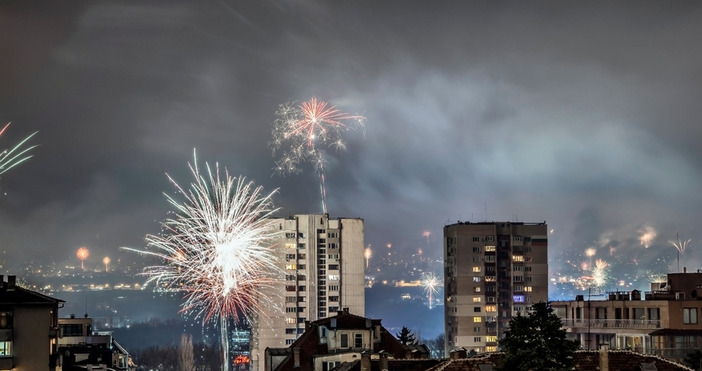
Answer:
[561, 318, 661, 330]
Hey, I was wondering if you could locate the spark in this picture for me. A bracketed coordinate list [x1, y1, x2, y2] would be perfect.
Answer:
[270, 97, 365, 214]
[421, 272, 442, 309]
[585, 248, 596, 258]
[123, 152, 281, 371]
[364, 245, 372, 269]
[0, 122, 38, 176]
[638, 225, 657, 248]
[76, 247, 89, 270]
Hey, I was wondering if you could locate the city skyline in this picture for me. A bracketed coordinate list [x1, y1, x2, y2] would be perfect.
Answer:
[1, 2, 702, 304]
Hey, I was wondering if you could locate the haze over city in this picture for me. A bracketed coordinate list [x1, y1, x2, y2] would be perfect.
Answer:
[1, 0, 702, 341]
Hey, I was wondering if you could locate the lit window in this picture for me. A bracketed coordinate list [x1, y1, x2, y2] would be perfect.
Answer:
[285, 264, 296, 270]
[513, 255, 524, 262]
[472, 267, 481, 273]
[0, 341, 11, 356]
[473, 297, 481, 303]
[473, 317, 482, 323]
[525, 286, 533, 292]
[285, 243, 296, 249]
[486, 336, 497, 342]
[328, 275, 339, 281]
[485, 276, 496, 282]
[485, 245, 496, 252]
[485, 305, 497, 312]
[473, 277, 481, 283]
[486, 346, 497, 352]
[513, 295, 525, 303]
[474, 287, 481, 293]
[285, 317, 296, 324]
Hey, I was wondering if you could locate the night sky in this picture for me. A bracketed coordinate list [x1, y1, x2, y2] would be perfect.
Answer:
[2, 1, 702, 295]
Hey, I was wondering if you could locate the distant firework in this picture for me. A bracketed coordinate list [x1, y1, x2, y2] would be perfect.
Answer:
[0, 122, 38, 176]
[123, 153, 281, 371]
[76, 247, 89, 270]
[421, 272, 442, 309]
[591, 259, 609, 288]
[639, 225, 657, 248]
[103, 256, 111, 272]
[364, 245, 372, 269]
[270, 97, 365, 214]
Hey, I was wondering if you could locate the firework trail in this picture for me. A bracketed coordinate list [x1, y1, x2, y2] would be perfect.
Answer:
[669, 233, 691, 273]
[591, 259, 609, 289]
[76, 246, 89, 270]
[123, 152, 282, 371]
[0, 122, 38, 176]
[270, 97, 365, 214]
[421, 272, 442, 309]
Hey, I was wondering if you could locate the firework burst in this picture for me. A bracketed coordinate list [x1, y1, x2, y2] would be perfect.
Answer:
[0, 122, 38, 176]
[421, 272, 442, 309]
[270, 97, 365, 214]
[669, 234, 692, 273]
[123, 152, 282, 371]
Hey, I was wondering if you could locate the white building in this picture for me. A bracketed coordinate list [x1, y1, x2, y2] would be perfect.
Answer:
[251, 214, 365, 371]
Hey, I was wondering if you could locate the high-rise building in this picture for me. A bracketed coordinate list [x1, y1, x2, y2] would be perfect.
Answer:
[251, 214, 365, 371]
[443, 221, 548, 354]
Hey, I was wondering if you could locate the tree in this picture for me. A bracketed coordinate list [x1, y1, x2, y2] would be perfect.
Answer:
[499, 302, 579, 371]
[396, 326, 418, 345]
[426, 333, 445, 359]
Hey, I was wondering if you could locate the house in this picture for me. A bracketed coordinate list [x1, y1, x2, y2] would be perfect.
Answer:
[264, 309, 432, 371]
[57, 315, 133, 371]
[551, 271, 702, 360]
[0, 274, 64, 370]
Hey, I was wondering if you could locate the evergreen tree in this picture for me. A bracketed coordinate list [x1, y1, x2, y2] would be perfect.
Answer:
[499, 302, 579, 371]
[683, 349, 702, 371]
[396, 326, 418, 345]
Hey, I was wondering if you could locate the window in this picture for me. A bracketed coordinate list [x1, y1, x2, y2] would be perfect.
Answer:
[485, 276, 496, 282]
[474, 306, 482, 312]
[486, 336, 497, 342]
[485, 305, 497, 312]
[514, 285, 523, 292]
[60, 324, 83, 337]
[513, 266, 523, 272]
[285, 264, 296, 270]
[285, 232, 296, 238]
[474, 287, 481, 293]
[485, 245, 496, 252]
[487, 296, 496, 302]
[513, 276, 523, 282]
[486, 346, 497, 352]
[286, 253, 296, 260]
[285, 317, 296, 324]
[486, 236, 494, 241]
[513, 255, 525, 262]
[474, 337, 481, 342]
[473, 247, 481, 253]
[286, 286, 296, 292]
[472, 267, 481, 273]
[285, 339, 295, 345]
[298, 243, 306, 249]
[473, 297, 482, 303]
[298, 233, 305, 238]
[473, 326, 481, 332]
[328, 264, 339, 270]
[683, 308, 698, 324]
[472, 237, 480, 242]
[0, 311, 11, 329]
[354, 333, 363, 348]
[329, 296, 339, 302]
[472, 256, 481, 263]
[285, 243, 296, 249]
[297, 317, 306, 324]
[513, 295, 525, 303]
[525, 276, 532, 282]
[525, 266, 532, 272]
[473, 317, 482, 323]
[286, 328, 296, 334]
[484, 255, 496, 262]
[486, 265, 495, 272]
[328, 275, 339, 281]
[473, 277, 481, 283]
[341, 333, 349, 348]
[524, 286, 533, 292]
[298, 264, 306, 269]
[286, 307, 297, 313]
[286, 296, 296, 303]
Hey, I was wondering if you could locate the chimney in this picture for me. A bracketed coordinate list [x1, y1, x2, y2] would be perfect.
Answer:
[379, 350, 389, 371]
[7, 276, 16, 291]
[599, 344, 609, 371]
[293, 347, 300, 368]
[684, 267, 687, 273]
[361, 351, 371, 371]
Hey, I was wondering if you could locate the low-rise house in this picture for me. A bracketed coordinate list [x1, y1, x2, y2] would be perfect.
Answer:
[551, 271, 702, 360]
[265, 309, 431, 371]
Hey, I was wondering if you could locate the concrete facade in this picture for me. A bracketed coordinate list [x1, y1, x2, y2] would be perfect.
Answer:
[251, 214, 365, 371]
[443, 221, 548, 355]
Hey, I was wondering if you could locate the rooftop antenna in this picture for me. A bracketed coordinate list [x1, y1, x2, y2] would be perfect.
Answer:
[84, 296, 88, 318]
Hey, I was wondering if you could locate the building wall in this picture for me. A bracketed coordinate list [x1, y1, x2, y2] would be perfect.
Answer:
[13, 304, 57, 371]
[444, 221, 548, 355]
[252, 214, 365, 371]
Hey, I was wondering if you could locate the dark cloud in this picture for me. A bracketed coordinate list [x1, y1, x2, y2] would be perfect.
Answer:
[0, 0, 701, 296]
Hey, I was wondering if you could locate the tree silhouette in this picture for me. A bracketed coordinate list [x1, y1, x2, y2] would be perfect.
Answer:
[396, 326, 418, 345]
[683, 349, 702, 371]
[499, 302, 579, 371]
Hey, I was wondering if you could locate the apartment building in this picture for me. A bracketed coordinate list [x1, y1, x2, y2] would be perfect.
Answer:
[552, 271, 702, 360]
[443, 221, 548, 355]
[0, 275, 64, 370]
[251, 214, 365, 371]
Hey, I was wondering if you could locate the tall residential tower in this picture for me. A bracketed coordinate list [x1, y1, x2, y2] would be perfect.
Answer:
[251, 214, 365, 371]
[443, 221, 548, 355]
